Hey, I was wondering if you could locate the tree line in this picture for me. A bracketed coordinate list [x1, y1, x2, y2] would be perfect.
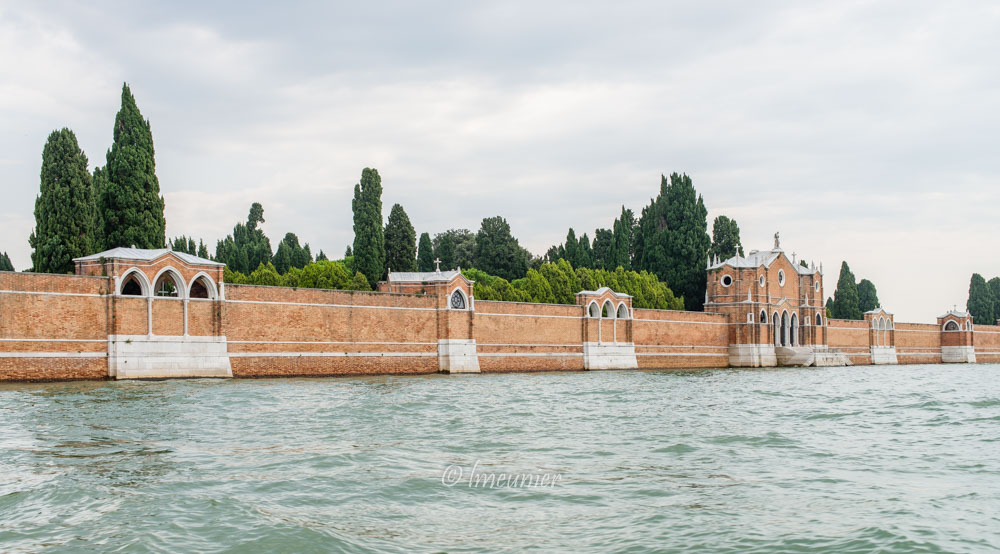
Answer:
[826, 261, 880, 320]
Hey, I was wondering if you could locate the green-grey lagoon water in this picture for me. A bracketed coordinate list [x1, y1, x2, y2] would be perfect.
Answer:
[2, 364, 999, 553]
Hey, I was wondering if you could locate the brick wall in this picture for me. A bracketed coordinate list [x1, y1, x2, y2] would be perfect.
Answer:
[473, 300, 585, 372]
[827, 319, 871, 365]
[973, 325, 1000, 363]
[895, 322, 942, 364]
[633, 309, 729, 369]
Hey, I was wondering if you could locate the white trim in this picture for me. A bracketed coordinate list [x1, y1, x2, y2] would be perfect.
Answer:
[228, 352, 437, 358]
[631, 318, 729, 326]
[478, 311, 582, 320]
[225, 299, 437, 311]
[0, 352, 107, 358]
[778, 269, 786, 286]
[477, 352, 583, 358]
[0, 289, 104, 298]
[118, 268, 152, 297]
[721, 274, 734, 287]
[448, 287, 470, 311]
[228, 340, 437, 345]
[151, 266, 187, 299]
[188, 271, 219, 300]
[588, 300, 601, 318]
[616, 302, 630, 319]
[602, 299, 616, 319]
[0, 338, 106, 343]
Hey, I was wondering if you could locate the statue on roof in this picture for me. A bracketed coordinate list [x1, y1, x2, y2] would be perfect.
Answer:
[773, 231, 780, 250]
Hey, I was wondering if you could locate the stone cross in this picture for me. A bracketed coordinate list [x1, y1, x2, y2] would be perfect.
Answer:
[434, 258, 441, 272]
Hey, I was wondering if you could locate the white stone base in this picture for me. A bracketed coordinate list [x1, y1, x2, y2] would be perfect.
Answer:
[109, 335, 232, 379]
[582, 342, 638, 370]
[438, 339, 481, 373]
[812, 350, 850, 366]
[729, 344, 777, 367]
[941, 345, 976, 363]
[775, 346, 816, 367]
[870, 346, 899, 365]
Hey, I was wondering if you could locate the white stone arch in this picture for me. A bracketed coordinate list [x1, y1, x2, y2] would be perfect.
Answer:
[880, 317, 888, 346]
[448, 287, 470, 310]
[616, 302, 629, 319]
[602, 300, 616, 319]
[944, 320, 960, 331]
[588, 301, 601, 318]
[118, 268, 152, 297]
[772, 312, 780, 346]
[187, 271, 219, 300]
[760, 310, 767, 324]
[152, 266, 187, 299]
[790, 312, 798, 346]
[781, 310, 790, 346]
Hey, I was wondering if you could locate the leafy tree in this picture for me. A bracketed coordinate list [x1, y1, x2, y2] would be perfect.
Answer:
[831, 262, 862, 320]
[857, 279, 880, 313]
[592, 228, 613, 269]
[197, 240, 209, 259]
[512, 269, 556, 303]
[29, 128, 95, 273]
[352, 168, 385, 287]
[99, 84, 166, 249]
[91, 166, 107, 251]
[215, 203, 272, 273]
[0, 252, 13, 272]
[272, 232, 312, 274]
[417, 232, 435, 272]
[247, 262, 283, 287]
[967, 273, 994, 325]
[316, 250, 328, 262]
[800, 260, 809, 268]
[610, 206, 635, 270]
[634, 173, 710, 310]
[436, 232, 456, 270]
[709, 215, 744, 260]
[577, 233, 594, 268]
[474, 216, 528, 281]
[433, 229, 476, 269]
[345, 246, 353, 257]
[384, 203, 416, 273]
[170, 236, 197, 255]
[989, 277, 1000, 323]
[564, 228, 579, 268]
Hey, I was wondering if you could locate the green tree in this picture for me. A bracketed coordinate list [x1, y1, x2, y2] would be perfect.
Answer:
[417, 232, 435, 272]
[709, 215, 744, 260]
[91, 166, 107, 251]
[272, 232, 311, 274]
[831, 262, 862, 320]
[247, 262, 283, 287]
[988, 277, 1000, 324]
[474, 216, 528, 281]
[592, 228, 613, 269]
[635, 173, 710, 310]
[215, 203, 272, 273]
[170, 236, 197, 255]
[316, 250, 328, 262]
[857, 278, 880, 313]
[384, 203, 417, 273]
[197, 240, 209, 259]
[967, 273, 994, 325]
[100, 84, 166, 249]
[352, 168, 385, 287]
[0, 252, 13, 272]
[29, 128, 95, 273]
[436, 233, 456, 270]
[564, 228, 579, 268]
[433, 229, 476, 269]
[577, 233, 594, 268]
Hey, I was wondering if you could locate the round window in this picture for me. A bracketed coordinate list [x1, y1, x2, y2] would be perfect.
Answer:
[778, 270, 786, 286]
[759, 275, 765, 287]
[721, 275, 733, 287]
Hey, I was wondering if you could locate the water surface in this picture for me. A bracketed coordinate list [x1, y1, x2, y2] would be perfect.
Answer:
[2, 364, 999, 552]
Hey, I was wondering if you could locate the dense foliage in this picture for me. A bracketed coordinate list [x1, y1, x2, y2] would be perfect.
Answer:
[272, 232, 312, 274]
[474, 216, 530, 281]
[830, 262, 863, 320]
[99, 84, 166, 249]
[169, 235, 210, 259]
[709, 215, 744, 260]
[384, 203, 416, 273]
[857, 279, 880, 314]
[432, 229, 476, 270]
[0, 252, 13, 272]
[225, 260, 370, 291]
[417, 232, 435, 272]
[215, 203, 273, 274]
[29, 128, 95, 273]
[634, 173, 711, 310]
[464, 259, 683, 310]
[352, 168, 385, 287]
[966, 273, 996, 324]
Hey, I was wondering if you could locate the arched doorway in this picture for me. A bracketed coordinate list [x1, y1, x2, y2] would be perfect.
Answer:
[781, 311, 789, 346]
[790, 313, 798, 346]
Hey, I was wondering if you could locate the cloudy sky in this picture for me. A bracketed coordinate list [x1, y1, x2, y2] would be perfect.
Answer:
[2, 1, 998, 322]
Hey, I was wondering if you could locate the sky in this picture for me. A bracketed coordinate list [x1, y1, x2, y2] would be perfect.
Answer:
[1, 1, 998, 322]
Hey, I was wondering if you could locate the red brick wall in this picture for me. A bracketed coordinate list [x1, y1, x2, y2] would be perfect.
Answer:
[472, 300, 585, 372]
[188, 300, 220, 337]
[827, 319, 871, 365]
[895, 322, 942, 364]
[973, 325, 1000, 363]
[152, 299, 184, 336]
[633, 309, 729, 369]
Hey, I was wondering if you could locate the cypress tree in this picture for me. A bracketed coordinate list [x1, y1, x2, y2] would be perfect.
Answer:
[564, 228, 578, 267]
[0, 252, 13, 272]
[29, 128, 95, 274]
[967, 273, 994, 325]
[417, 232, 435, 272]
[100, 84, 166, 249]
[384, 203, 417, 273]
[437, 233, 456, 270]
[316, 250, 328, 262]
[91, 166, 107, 250]
[709, 215, 744, 260]
[352, 168, 385, 287]
[577, 233, 594, 268]
[857, 279, 880, 313]
[988, 277, 1000, 324]
[214, 203, 271, 273]
[831, 262, 862, 320]
[474, 216, 528, 281]
[433, 229, 476, 269]
[592, 228, 613, 269]
[197, 240, 209, 259]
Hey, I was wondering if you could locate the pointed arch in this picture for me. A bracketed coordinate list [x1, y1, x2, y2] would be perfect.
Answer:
[616, 302, 629, 319]
[449, 288, 469, 310]
[588, 301, 601, 318]
[118, 268, 151, 297]
[188, 272, 219, 300]
[603, 300, 615, 319]
[790, 313, 798, 346]
[152, 267, 186, 299]
[781, 310, 789, 346]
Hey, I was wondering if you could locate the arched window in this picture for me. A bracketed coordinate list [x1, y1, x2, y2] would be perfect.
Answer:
[589, 301, 601, 318]
[154, 272, 181, 298]
[450, 289, 467, 310]
[760, 311, 767, 324]
[778, 269, 786, 287]
[616, 303, 629, 319]
[944, 321, 959, 331]
[121, 274, 145, 296]
[189, 275, 216, 299]
[816, 313, 822, 326]
[772, 312, 780, 346]
[781, 311, 789, 346]
[790, 313, 798, 346]
[603, 301, 615, 318]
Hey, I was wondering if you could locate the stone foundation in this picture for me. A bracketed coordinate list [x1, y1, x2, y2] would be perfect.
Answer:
[108, 335, 232, 379]
[870, 346, 899, 364]
[728, 344, 777, 367]
[582, 342, 638, 370]
[941, 345, 976, 363]
[437, 339, 481, 373]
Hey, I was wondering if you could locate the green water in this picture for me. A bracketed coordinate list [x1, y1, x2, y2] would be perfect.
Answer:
[1, 364, 999, 553]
